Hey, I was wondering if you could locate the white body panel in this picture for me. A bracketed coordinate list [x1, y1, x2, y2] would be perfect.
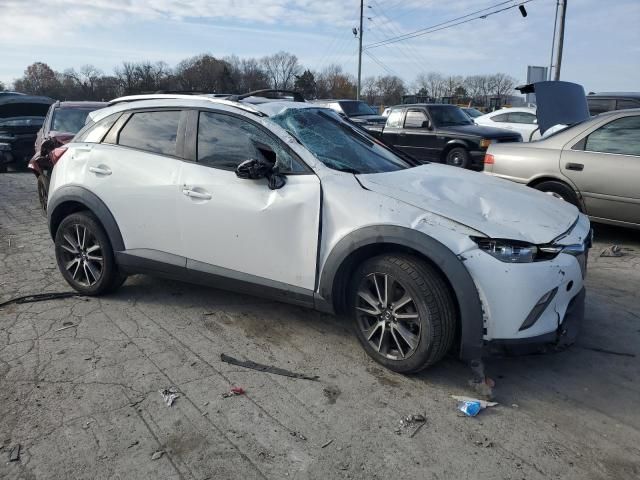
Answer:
[475, 108, 541, 142]
[177, 162, 320, 290]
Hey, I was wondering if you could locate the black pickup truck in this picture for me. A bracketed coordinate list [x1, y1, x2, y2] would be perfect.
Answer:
[377, 104, 522, 169]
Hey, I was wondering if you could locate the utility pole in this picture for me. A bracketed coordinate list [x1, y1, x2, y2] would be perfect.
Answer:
[357, 0, 364, 100]
[553, 0, 567, 80]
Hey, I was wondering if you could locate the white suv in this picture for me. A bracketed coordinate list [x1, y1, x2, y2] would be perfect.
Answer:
[47, 93, 591, 376]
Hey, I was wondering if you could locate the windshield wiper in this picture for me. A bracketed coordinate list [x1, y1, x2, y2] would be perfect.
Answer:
[331, 166, 362, 174]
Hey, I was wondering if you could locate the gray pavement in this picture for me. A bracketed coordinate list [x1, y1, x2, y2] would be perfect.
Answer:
[1, 172, 639, 479]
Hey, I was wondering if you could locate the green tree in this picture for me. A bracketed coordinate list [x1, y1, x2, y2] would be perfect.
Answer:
[294, 70, 316, 99]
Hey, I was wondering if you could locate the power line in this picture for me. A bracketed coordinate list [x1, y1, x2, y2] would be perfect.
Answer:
[363, 50, 398, 77]
[366, 0, 532, 49]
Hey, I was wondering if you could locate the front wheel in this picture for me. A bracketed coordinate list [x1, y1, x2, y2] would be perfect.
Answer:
[54, 212, 126, 295]
[349, 255, 456, 373]
[445, 147, 470, 168]
[533, 180, 582, 211]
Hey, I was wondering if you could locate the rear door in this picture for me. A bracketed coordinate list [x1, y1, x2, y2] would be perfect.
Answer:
[83, 109, 184, 256]
[561, 113, 640, 225]
[177, 109, 321, 290]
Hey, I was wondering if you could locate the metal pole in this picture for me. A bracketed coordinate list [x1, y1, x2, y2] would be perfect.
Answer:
[553, 0, 567, 81]
[548, 0, 559, 80]
[357, 0, 364, 100]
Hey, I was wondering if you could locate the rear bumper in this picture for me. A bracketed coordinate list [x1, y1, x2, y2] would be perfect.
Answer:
[485, 287, 585, 356]
[469, 150, 486, 170]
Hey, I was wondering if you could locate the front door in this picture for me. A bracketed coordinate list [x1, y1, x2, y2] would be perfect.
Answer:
[177, 110, 321, 290]
[561, 114, 640, 225]
[399, 108, 436, 162]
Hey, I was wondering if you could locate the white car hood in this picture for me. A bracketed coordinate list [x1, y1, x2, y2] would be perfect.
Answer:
[357, 164, 578, 244]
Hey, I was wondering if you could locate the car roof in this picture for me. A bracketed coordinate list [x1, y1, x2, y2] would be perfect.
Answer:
[588, 92, 640, 99]
[486, 107, 537, 114]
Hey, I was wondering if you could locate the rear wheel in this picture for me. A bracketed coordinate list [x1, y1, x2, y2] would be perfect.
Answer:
[54, 212, 126, 295]
[445, 147, 470, 168]
[349, 254, 456, 373]
[37, 173, 50, 215]
[533, 180, 582, 211]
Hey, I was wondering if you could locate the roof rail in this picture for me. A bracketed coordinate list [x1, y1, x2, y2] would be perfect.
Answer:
[229, 89, 305, 103]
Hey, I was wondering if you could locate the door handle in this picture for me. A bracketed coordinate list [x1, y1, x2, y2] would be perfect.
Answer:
[182, 188, 212, 200]
[89, 166, 112, 175]
[565, 162, 584, 171]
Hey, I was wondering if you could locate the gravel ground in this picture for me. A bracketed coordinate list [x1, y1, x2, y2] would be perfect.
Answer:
[1, 172, 639, 480]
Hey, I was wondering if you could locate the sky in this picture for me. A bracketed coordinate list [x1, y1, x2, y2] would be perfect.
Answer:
[1, 0, 639, 92]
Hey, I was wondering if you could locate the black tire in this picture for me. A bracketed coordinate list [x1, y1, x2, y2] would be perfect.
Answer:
[533, 180, 582, 211]
[445, 147, 470, 168]
[349, 254, 456, 373]
[37, 173, 50, 215]
[54, 211, 126, 295]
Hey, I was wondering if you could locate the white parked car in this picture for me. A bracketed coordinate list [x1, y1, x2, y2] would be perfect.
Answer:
[47, 93, 591, 377]
[475, 107, 541, 142]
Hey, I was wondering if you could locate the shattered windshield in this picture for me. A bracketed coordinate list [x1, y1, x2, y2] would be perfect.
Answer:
[340, 101, 377, 117]
[428, 105, 473, 127]
[270, 108, 412, 174]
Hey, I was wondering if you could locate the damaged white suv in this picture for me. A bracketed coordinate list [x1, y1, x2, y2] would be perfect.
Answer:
[47, 92, 591, 376]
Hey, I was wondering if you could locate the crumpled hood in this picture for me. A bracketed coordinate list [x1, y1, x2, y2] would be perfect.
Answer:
[357, 164, 579, 244]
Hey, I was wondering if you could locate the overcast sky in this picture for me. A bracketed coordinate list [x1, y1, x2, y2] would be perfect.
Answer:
[1, 0, 638, 92]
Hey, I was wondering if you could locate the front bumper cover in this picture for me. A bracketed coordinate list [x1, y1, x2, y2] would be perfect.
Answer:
[485, 287, 585, 356]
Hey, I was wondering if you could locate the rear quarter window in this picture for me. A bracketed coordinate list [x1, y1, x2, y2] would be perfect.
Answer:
[74, 113, 120, 143]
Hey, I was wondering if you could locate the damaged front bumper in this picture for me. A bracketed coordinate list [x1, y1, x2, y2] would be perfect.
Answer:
[485, 287, 585, 356]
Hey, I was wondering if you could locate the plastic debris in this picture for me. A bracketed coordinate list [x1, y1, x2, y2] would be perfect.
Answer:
[221, 386, 246, 398]
[458, 400, 482, 417]
[220, 353, 319, 381]
[0, 291, 80, 309]
[451, 395, 498, 409]
[151, 450, 164, 460]
[159, 387, 179, 407]
[9, 444, 21, 462]
[600, 245, 623, 257]
[321, 439, 334, 448]
[55, 323, 77, 332]
[398, 414, 427, 437]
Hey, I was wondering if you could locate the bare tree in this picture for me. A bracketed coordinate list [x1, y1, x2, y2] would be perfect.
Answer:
[375, 75, 405, 106]
[261, 51, 301, 90]
[315, 65, 356, 99]
[362, 76, 378, 105]
[488, 73, 517, 100]
[0, 80, 6, 91]
[443, 75, 464, 97]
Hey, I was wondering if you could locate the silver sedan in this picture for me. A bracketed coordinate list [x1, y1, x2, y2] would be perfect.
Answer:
[484, 108, 640, 229]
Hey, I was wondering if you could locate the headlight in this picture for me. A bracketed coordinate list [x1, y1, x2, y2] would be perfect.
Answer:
[472, 237, 539, 263]
[479, 138, 495, 149]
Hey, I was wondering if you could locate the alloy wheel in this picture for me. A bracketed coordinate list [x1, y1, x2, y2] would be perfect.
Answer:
[57, 223, 104, 287]
[355, 272, 422, 360]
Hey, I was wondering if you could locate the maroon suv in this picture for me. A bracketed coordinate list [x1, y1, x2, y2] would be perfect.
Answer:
[29, 101, 107, 212]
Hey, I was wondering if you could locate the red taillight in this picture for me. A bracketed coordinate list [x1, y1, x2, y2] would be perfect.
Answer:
[50, 146, 68, 165]
[484, 153, 495, 165]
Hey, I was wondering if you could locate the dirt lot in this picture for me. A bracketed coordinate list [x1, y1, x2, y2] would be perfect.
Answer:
[1, 172, 639, 480]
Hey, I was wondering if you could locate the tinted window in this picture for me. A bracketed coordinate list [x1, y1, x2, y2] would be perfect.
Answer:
[508, 112, 537, 124]
[339, 101, 376, 116]
[52, 108, 93, 134]
[404, 110, 428, 128]
[427, 106, 472, 126]
[118, 111, 180, 156]
[616, 99, 640, 110]
[75, 113, 120, 143]
[386, 109, 404, 128]
[585, 116, 640, 156]
[491, 113, 509, 122]
[588, 98, 614, 115]
[197, 111, 305, 173]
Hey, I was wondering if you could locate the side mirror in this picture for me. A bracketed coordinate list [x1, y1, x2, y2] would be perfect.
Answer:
[421, 120, 432, 130]
[235, 143, 287, 190]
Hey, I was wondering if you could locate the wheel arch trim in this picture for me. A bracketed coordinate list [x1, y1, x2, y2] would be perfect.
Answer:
[316, 225, 484, 361]
[47, 185, 125, 252]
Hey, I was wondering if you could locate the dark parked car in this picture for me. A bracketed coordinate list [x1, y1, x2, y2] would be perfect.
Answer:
[28, 101, 107, 212]
[379, 104, 521, 169]
[462, 107, 484, 119]
[587, 92, 640, 115]
[313, 99, 387, 132]
[0, 94, 54, 173]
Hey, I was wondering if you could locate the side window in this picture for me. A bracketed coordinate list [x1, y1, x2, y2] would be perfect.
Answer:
[75, 112, 120, 143]
[386, 109, 404, 128]
[118, 111, 181, 156]
[404, 109, 428, 128]
[491, 113, 509, 122]
[585, 116, 640, 156]
[509, 112, 537, 124]
[616, 99, 640, 111]
[587, 98, 614, 115]
[197, 111, 306, 173]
